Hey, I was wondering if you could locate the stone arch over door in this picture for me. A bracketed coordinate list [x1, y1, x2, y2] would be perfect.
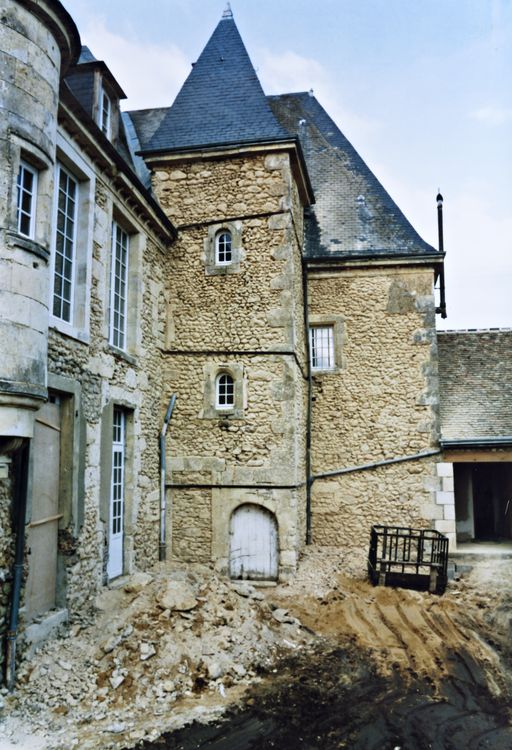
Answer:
[229, 504, 279, 580]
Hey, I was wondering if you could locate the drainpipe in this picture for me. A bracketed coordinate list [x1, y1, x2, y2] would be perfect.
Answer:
[5, 439, 30, 691]
[302, 258, 313, 545]
[159, 395, 176, 562]
[435, 192, 447, 319]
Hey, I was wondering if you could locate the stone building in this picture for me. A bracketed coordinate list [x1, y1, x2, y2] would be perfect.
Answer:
[0, 0, 510, 676]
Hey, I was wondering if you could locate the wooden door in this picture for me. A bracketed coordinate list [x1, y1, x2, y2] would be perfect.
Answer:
[229, 504, 278, 580]
[25, 398, 61, 619]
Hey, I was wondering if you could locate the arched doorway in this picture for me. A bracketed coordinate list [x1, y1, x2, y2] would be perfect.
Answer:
[229, 504, 279, 580]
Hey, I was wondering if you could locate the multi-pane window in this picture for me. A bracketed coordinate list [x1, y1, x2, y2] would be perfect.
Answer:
[215, 231, 232, 265]
[53, 165, 78, 322]
[109, 222, 129, 350]
[99, 89, 112, 139]
[16, 161, 37, 238]
[309, 326, 335, 371]
[111, 408, 125, 539]
[216, 373, 234, 409]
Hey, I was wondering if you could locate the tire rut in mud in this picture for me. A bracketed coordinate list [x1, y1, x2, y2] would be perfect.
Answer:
[126, 641, 512, 750]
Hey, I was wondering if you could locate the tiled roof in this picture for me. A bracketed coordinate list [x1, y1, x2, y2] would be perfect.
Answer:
[140, 16, 290, 154]
[438, 330, 512, 442]
[269, 92, 438, 259]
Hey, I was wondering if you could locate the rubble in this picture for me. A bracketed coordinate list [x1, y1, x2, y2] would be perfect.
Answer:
[1, 560, 313, 749]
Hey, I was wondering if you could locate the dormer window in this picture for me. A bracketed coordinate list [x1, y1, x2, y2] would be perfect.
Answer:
[215, 230, 232, 266]
[99, 87, 112, 139]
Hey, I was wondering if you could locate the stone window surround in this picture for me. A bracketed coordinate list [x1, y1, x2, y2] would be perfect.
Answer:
[106, 205, 144, 360]
[204, 220, 243, 276]
[202, 363, 246, 419]
[8, 136, 53, 260]
[49, 133, 95, 344]
[308, 314, 346, 373]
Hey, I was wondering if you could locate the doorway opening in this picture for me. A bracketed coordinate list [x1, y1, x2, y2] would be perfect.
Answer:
[454, 463, 512, 542]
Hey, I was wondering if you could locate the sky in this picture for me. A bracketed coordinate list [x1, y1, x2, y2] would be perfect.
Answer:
[62, 0, 512, 330]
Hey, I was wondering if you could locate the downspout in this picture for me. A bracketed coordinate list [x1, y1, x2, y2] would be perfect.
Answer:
[5, 439, 30, 691]
[302, 257, 313, 545]
[159, 395, 176, 562]
[435, 192, 447, 319]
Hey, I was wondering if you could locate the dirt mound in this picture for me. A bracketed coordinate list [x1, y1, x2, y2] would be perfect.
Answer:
[3, 562, 312, 749]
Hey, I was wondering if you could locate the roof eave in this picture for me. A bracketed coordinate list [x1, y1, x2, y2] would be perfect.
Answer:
[304, 251, 444, 269]
[440, 437, 512, 449]
[59, 85, 177, 243]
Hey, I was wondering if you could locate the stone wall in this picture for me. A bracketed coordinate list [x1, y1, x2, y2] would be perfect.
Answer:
[45, 150, 169, 618]
[153, 150, 308, 575]
[308, 265, 441, 551]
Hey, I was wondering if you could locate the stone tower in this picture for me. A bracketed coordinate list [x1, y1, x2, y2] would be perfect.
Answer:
[131, 11, 313, 578]
[0, 0, 79, 466]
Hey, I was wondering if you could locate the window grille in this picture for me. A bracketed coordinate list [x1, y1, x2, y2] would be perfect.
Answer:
[309, 326, 335, 370]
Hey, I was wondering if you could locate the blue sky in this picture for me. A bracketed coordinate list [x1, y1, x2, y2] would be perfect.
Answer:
[62, 0, 512, 329]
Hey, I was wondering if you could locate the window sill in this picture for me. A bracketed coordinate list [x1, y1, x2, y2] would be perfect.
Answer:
[49, 319, 90, 345]
[6, 231, 50, 261]
[107, 345, 137, 366]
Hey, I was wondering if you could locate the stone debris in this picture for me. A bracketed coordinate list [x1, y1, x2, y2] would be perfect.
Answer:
[5, 560, 312, 749]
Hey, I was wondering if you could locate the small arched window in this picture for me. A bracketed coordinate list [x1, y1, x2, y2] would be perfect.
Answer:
[216, 372, 234, 409]
[215, 231, 232, 266]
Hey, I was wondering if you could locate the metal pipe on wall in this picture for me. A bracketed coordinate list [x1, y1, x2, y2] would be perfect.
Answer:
[159, 395, 176, 562]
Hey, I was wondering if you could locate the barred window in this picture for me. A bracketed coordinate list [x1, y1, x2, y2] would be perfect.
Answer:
[215, 231, 232, 265]
[309, 326, 335, 371]
[216, 373, 235, 409]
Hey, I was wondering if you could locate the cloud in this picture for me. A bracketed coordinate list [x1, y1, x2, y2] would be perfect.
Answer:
[470, 106, 512, 126]
[256, 48, 380, 140]
[77, 18, 190, 110]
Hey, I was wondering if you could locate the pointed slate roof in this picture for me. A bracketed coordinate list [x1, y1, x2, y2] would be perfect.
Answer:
[141, 14, 290, 154]
[269, 92, 438, 259]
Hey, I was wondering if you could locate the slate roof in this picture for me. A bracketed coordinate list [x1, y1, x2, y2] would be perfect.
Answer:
[269, 92, 438, 259]
[438, 330, 512, 443]
[140, 15, 290, 154]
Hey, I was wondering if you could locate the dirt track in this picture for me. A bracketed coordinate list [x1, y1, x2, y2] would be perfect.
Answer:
[129, 559, 512, 749]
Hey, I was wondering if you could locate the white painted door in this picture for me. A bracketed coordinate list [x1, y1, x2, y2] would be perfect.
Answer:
[107, 408, 125, 579]
[229, 504, 279, 580]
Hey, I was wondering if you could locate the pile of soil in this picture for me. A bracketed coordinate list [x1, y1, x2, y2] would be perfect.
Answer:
[2, 549, 512, 749]
[0, 561, 312, 749]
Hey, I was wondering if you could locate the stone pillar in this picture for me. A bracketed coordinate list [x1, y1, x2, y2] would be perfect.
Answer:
[434, 462, 456, 549]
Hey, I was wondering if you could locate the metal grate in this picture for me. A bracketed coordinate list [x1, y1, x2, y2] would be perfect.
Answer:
[368, 525, 449, 594]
